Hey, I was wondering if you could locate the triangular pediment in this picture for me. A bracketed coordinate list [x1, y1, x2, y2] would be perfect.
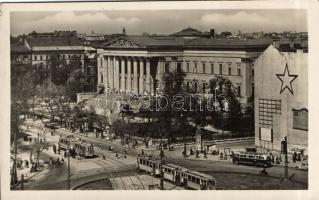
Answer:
[102, 37, 144, 48]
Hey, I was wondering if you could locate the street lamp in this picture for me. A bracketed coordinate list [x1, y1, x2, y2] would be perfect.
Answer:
[181, 113, 187, 156]
[66, 144, 71, 190]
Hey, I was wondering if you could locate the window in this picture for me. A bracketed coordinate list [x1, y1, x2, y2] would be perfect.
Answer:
[186, 63, 190, 73]
[258, 98, 281, 126]
[177, 62, 182, 73]
[165, 62, 170, 72]
[100, 74, 103, 83]
[237, 68, 241, 76]
[202, 63, 206, 74]
[292, 109, 308, 131]
[194, 82, 198, 92]
[46, 55, 49, 60]
[237, 85, 241, 97]
[202, 83, 207, 93]
[219, 63, 223, 74]
[194, 63, 198, 73]
[62, 55, 65, 59]
[186, 82, 190, 92]
[211, 64, 214, 74]
[40, 55, 42, 60]
[228, 67, 232, 75]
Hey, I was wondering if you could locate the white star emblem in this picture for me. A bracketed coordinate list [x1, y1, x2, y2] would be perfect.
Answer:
[276, 64, 298, 95]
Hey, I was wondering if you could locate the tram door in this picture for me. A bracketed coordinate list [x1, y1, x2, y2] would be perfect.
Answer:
[175, 171, 181, 185]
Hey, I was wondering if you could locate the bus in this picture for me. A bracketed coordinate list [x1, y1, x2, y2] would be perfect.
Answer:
[232, 151, 272, 167]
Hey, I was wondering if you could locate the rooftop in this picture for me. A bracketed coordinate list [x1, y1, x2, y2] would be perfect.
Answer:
[170, 27, 205, 37]
[100, 35, 273, 51]
[26, 36, 83, 47]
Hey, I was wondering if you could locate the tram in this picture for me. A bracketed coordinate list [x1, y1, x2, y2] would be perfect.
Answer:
[58, 135, 94, 158]
[137, 156, 216, 190]
[232, 151, 272, 167]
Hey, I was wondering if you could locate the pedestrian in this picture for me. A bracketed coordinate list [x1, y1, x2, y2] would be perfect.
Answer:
[115, 152, 118, 158]
[25, 160, 29, 168]
[53, 145, 56, 154]
[293, 151, 297, 163]
[196, 150, 199, 158]
[204, 151, 207, 159]
[57, 157, 60, 166]
[103, 154, 106, 160]
[141, 149, 144, 156]
[220, 152, 224, 160]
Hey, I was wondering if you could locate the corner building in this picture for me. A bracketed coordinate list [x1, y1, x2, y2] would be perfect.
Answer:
[254, 44, 308, 151]
[97, 34, 271, 103]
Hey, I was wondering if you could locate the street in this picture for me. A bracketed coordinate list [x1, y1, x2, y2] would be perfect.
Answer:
[10, 119, 307, 190]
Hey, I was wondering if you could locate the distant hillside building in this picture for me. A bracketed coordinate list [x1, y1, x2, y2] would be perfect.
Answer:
[254, 44, 308, 152]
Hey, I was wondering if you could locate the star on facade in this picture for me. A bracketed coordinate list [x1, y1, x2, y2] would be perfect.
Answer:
[276, 64, 298, 95]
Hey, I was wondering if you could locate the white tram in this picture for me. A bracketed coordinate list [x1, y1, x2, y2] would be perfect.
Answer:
[58, 135, 94, 158]
[137, 156, 161, 176]
[137, 156, 216, 190]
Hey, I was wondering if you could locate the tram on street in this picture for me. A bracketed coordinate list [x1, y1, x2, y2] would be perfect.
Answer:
[137, 156, 217, 190]
[232, 151, 272, 167]
[58, 135, 94, 158]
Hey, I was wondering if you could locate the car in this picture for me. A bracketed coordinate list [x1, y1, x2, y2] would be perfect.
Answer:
[296, 161, 308, 171]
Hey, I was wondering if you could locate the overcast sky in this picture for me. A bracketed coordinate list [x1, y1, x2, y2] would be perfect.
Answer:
[10, 10, 307, 36]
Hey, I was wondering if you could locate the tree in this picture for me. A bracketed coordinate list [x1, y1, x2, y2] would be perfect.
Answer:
[208, 76, 242, 131]
[40, 79, 64, 122]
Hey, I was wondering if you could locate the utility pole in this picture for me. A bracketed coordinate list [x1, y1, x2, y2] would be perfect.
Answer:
[11, 130, 18, 185]
[67, 144, 71, 190]
[160, 145, 164, 190]
[281, 136, 288, 179]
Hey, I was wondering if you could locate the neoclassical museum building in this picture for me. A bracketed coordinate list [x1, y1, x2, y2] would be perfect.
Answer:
[96, 28, 272, 103]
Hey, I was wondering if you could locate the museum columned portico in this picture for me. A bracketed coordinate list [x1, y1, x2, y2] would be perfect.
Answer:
[97, 54, 165, 95]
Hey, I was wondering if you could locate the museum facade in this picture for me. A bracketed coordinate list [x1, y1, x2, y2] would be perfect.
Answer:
[96, 33, 272, 103]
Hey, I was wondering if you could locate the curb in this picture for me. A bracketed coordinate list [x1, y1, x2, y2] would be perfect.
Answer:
[199, 170, 308, 186]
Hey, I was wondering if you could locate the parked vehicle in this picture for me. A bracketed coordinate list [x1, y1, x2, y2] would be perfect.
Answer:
[296, 161, 308, 171]
[232, 151, 272, 167]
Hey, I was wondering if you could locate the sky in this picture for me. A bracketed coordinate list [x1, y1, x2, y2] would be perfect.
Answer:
[10, 10, 307, 36]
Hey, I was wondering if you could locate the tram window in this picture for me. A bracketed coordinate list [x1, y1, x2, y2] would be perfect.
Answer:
[196, 178, 200, 184]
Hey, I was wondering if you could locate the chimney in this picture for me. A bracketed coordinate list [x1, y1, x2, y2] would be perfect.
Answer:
[210, 29, 215, 38]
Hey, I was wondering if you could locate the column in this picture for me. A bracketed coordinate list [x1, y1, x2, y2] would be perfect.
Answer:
[97, 56, 103, 83]
[121, 57, 126, 92]
[139, 58, 144, 95]
[103, 56, 109, 88]
[241, 58, 248, 103]
[146, 58, 151, 94]
[127, 57, 132, 93]
[133, 58, 138, 94]
[114, 56, 120, 91]
[108, 56, 114, 90]
[156, 58, 165, 92]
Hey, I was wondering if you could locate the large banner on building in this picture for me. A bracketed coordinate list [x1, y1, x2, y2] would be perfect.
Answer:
[259, 127, 273, 142]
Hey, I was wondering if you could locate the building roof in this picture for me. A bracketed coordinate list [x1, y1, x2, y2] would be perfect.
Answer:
[170, 27, 205, 37]
[99, 35, 273, 51]
[11, 43, 31, 53]
[26, 36, 83, 48]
